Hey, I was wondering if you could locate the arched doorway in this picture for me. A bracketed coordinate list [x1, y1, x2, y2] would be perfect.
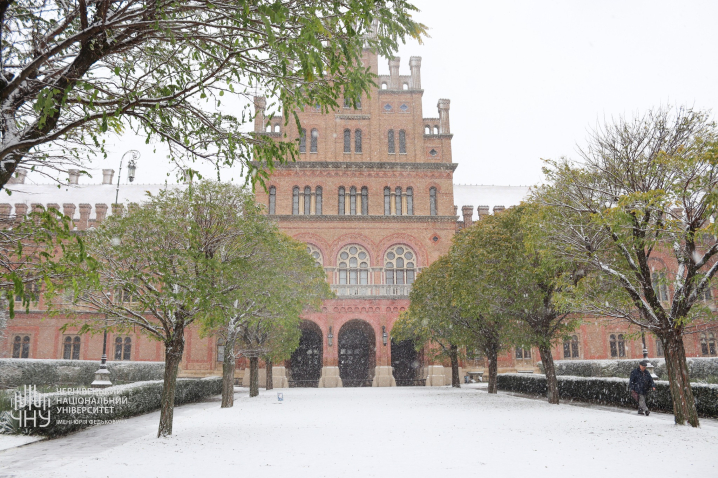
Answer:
[338, 320, 376, 387]
[391, 339, 422, 386]
[289, 321, 323, 387]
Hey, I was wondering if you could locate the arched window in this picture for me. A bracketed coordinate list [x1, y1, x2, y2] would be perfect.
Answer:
[406, 187, 413, 216]
[115, 336, 132, 360]
[388, 130, 395, 154]
[266, 124, 272, 133]
[355, 129, 362, 153]
[433, 126, 439, 135]
[516, 347, 531, 359]
[304, 186, 311, 215]
[63, 336, 81, 360]
[395, 187, 402, 216]
[299, 129, 307, 153]
[350, 187, 357, 215]
[273, 124, 280, 133]
[610, 334, 626, 358]
[425, 125, 431, 135]
[399, 130, 406, 154]
[385, 245, 416, 285]
[429, 187, 437, 216]
[307, 244, 324, 267]
[310, 128, 318, 153]
[338, 187, 345, 215]
[361, 187, 368, 215]
[702, 333, 716, 356]
[338, 245, 370, 285]
[344, 97, 351, 108]
[315, 187, 322, 215]
[12, 335, 30, 359]
[356, 98, 362, 109]
[651, 271, 669, 301]
[292, 186, 299, 215]
[384, 187, 391, 215]
[216, 337, 225, 363]
[268, 186, 276, 215]
[343, 129, 351, 153]
[402, 83, 409, 90]
[381, 82, 388, 90]
[563, 335, 579, 358]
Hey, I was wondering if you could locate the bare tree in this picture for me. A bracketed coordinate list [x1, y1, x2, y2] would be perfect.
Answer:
[538, 106, 718, 426]
[0, 0, 425, 187]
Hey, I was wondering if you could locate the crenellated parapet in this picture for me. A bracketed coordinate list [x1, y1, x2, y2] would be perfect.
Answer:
[456, 204, 507, 230]
[0, 202, 124, 230]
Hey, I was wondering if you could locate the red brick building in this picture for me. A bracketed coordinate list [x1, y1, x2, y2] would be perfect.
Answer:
[1, 50, 716, 384]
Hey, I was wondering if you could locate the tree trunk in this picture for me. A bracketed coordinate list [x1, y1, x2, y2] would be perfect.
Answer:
[249, 356, 259, 397]
[265, 357, 273, 390]
[449, 344, 460, 388]
[221, 349, 236, 408]
[158, 324, 185, 437]
[486, 348, 498, 394]
[538, 344, 559, 405]
[661, 330, 699, 427]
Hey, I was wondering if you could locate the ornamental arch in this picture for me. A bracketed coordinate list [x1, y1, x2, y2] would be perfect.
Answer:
[288, 320, 323, 387]
[338, 319, 376, 387]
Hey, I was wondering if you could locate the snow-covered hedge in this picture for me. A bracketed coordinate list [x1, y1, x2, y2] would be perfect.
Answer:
[16, 376, 221, 437]
[537, 357, 718, 383]
[496, 373, 718, 417]
[0, 359, 165, 388]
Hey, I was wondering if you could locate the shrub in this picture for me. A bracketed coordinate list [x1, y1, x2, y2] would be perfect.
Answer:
[496, 373, 718, 418]
[0, 359, 165, 388]
[537, 357, 718, 383]
[11, 377, 221, 437]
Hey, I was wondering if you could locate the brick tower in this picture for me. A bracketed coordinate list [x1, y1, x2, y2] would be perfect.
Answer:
[254, 49, 457, 387]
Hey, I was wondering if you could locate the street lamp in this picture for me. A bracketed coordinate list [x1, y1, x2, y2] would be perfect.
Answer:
[640, 326, 658, 379]
[382, 326, 388, 346]
[115, 150, 140, 204]
[327, 326, 333, 347]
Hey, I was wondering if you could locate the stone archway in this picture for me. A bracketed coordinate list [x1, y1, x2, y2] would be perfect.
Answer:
[289, 321, 323, 387]
[338, 319, 376, 387]
[391, 339, 422, 386]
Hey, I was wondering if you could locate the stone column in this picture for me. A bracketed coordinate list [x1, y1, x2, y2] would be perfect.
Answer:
[424, 365, 446, 386]
[310, 193, 316, 215]
[372, 366, 396, 387]
[271, 366, 289, 388]
[298, 192, 305, 215]
[318, 366, 343, 388]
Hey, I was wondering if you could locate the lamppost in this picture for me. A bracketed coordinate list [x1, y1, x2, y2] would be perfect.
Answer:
[640, 326, 658, 379]
[91, 151, 139, 389]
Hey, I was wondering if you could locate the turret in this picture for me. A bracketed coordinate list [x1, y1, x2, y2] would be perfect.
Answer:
[438, 99, 451, 134]
[253, 96, 266, 133]
[409, 56, 422, 90]
[389, 57, 401, 90]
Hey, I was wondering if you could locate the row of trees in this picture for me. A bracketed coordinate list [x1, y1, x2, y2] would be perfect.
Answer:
[395, 106, 718, 427]
[56, 181, 330, 437]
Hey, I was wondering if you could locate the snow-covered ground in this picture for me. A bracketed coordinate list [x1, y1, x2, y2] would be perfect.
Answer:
[0, 385, 716, 477]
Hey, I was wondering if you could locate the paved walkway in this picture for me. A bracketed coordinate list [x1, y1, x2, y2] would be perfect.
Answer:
[0, 385, 716, 477]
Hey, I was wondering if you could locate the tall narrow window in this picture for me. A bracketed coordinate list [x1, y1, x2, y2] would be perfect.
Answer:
[343, 129, 351, 153]
[292, 186, 299, 215]
[310, 128, 318, 153]
[304, 186, 311, 215]
[355, 129, 362, 153]
[399, 130, 406, 154]
[356, 98, 362, 109]
[385, 245, 416, 285]
[610, 334, 618, 358]
[701, 333, 709, 355]
[268, 186, 276, 215]
[704, 332, 718, 355]
[350, 187, 357, 215]
[338, 187, 345, 215]
[395, 187, 402, 216]
[651, 271, 669, 302]
[217, 338, 225, 363]
[384, 187, 391, 215]
[429, 187, 437, 216]
[388, 130, 395, 154]
[115, 336, 132, 360]
[338, 245, 370, 285]
[315, 187, 322, 215]
[361, 187, 368, 215]
[299, 129, 306, 153]
[63, 336, 81, 360]
[618, 334, 626, 357]
[406, 187, 413, 215]
[564, 335, 579, 358]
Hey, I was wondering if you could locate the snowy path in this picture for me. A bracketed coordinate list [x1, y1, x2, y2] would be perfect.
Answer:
[0, 385, 716, 477]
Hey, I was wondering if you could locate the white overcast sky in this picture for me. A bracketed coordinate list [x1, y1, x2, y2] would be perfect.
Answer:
[61, 0, 718, 188]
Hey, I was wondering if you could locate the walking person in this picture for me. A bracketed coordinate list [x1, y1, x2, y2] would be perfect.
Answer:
[629, 360, 656, 416]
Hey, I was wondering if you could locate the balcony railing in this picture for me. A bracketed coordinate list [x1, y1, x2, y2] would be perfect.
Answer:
[330, 284, 412, 297]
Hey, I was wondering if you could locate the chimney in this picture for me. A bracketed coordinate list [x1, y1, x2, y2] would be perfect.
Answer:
[389, 57, 400, 90]
[253, 96, 266, 133]
[68, 169, 80, 185]
[477, 205, 490, 219]
[493, 205, 505, 215]
[78, 203, 91, 229]
[409, 56, 422, 90]
[462, 205, 474, 228]
[95, 203, 108, 223]
[102, 169, 115, 185]
[438, 99, 451, 134]
[14, 169, 27, 184]
[453, 205, 458, 216]
[63, 203, 76, 220]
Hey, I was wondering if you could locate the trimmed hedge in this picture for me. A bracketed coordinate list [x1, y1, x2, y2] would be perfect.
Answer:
[497, 373, 718, 418]
[538, 357, 718, 383]
[0, 359, 165, 388]
[13, 376, 221, 437]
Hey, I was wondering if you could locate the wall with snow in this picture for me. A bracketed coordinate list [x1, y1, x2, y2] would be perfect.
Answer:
[538, 357, 718, 383]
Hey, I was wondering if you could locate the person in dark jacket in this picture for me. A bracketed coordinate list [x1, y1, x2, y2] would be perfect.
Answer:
[629, 360, 656, 416]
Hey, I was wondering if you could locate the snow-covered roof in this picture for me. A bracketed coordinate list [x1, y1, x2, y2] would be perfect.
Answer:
[452, 184, 532, 219]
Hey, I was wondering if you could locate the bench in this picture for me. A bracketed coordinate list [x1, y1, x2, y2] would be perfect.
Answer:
[516, 370, 534, 374]
[465, 371, 484, 383]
